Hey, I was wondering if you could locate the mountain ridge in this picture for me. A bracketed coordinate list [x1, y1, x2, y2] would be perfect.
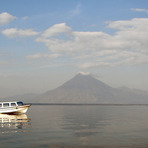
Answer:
[34, 73, 148, 104]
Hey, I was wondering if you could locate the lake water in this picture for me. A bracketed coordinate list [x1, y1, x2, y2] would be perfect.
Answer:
[1, 105, 148, 148]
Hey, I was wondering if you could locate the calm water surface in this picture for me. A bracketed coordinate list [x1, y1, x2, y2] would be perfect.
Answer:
[1, 105, 148, 147]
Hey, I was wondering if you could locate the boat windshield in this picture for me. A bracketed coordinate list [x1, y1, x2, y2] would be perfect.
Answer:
[17, 102, 24, 106]
[3, 103, 9, 107]
[11, 103, 16, 107]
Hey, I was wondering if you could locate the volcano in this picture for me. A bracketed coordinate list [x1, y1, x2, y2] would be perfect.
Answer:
[34, 73, 148, 104]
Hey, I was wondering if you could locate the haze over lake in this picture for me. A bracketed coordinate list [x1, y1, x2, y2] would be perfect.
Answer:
[4, 73, 148, 104]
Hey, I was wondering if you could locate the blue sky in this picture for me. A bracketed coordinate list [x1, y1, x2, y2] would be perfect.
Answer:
[1, 0, 148, 97]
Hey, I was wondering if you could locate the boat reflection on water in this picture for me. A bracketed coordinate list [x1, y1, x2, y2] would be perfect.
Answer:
[0, 114, 31, 133]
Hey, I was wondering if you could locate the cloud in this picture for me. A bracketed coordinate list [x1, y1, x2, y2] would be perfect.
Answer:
[21, 16, 29, 20]
[0, 12, 16, 25]
[26, 53, 61, 59]
[9, 16, 141, 69]
[2, 28, 39, 38]
[131, 8, 148, 13]
[79, 71, 90, 75]
[0, 61, 8, 65]
[34, 20, 148, 69]
[70, 3, 81, 17]
[107, 18, 148, 52]
[40, 23, 72, 38]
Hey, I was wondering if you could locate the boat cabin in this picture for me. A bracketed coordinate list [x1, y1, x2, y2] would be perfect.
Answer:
[0, 101, 24, 108]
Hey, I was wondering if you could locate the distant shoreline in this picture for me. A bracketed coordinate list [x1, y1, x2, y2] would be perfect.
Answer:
[29, 103, 148, 106]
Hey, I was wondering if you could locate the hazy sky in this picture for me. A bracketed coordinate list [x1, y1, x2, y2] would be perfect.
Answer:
[0, 0, 148, 97]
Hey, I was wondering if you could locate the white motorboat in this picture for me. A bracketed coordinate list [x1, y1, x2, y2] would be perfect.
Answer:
[0, 101, 31, 114]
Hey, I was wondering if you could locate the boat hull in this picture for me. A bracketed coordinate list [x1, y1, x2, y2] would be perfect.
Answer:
[0, 105, 31, 114]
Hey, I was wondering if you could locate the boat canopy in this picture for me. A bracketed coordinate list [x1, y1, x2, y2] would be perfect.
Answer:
[0, 101, 24, 108]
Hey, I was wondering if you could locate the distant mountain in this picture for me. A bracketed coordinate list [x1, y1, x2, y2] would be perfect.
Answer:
[1, 93, 39, 103]
[33, 73, 148, 104]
